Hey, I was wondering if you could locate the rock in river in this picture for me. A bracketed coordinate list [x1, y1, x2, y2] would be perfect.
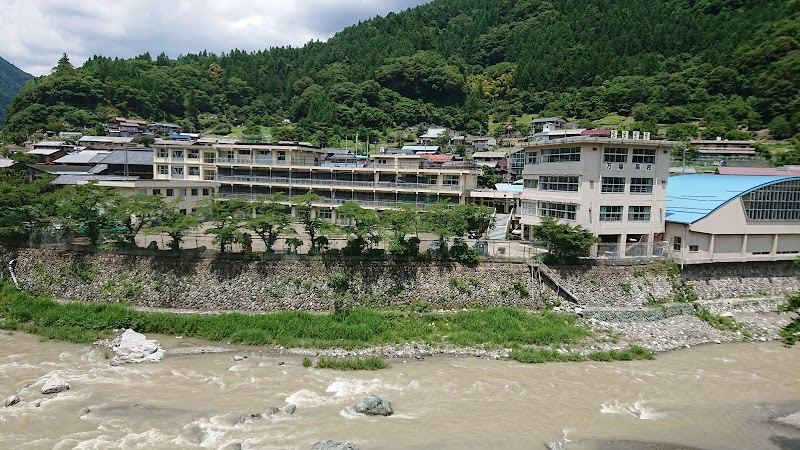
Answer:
[4, 395, 20, 407]
[354, 394, 393, 416]
[310, 440, 359, 450]
[111, 329, 164, 365]
[42, 374, 70, 394]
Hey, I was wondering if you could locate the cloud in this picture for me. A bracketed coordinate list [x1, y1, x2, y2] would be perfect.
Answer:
[0, 0, 428, 76]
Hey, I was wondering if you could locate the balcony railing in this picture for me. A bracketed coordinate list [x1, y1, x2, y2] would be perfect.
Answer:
[215, 175, 462, 191]
[218, 192, 440, 209]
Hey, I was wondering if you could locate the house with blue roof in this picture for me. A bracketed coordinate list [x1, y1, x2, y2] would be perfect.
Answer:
[665, 174, 800, 264]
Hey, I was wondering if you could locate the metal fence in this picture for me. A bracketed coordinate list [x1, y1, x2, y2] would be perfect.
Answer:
[592, 241, 670, 260]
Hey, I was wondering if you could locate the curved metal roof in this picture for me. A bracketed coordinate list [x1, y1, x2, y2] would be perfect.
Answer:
[666, 174, 800, 224]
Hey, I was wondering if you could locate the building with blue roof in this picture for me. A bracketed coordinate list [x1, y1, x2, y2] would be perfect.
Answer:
[666, 174, 800, 264]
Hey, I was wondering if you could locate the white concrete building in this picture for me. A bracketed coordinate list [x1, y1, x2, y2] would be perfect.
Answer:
[518, 137, 677, 255]
[666, 174, 800, 264]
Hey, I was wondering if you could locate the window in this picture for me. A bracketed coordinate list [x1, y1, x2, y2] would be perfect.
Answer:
[601, 177, 625, 193]
[202, 188, 210, 196]
[630, 177, 654, 194]
[742, 180, 800, 221]
[542, 147, 581, 163]
[537, 202, 577, 220]
[239, 149, 251, 156]
[203, 152, 215, 163]
[152, 189, 162, 195]
[427, 176, 438, 185]
[188, 150, 199, 159]
[689, 245, 699, 252]
[188, 166, 200, 176]
[172, 167, 184, 175]
[317, 209, 332, 220]
[157, 165, 168, 175]
[204, 170, 215, 181]
[523, 178, 538, 189]
[521, 201, 536, 215]
[166, 189, 175, 197]
[191, 188, 198, 196]
[278, 151, 286, 161]
[628, 206, 651, 221]
[539, 175, 578, 191]
[599, 206, 622, 221]
[526, 151, 539, 165]
[179, 188, 187, 197]
[673, 236, 682, 251]
[171, 149, 184, 159]
[603, 147, 627, 163]
[632, 148, 655, 164]
[137, 189, 147, 195]
[443, 175, 460, 185]
[157, 149, 168, 158]
[180, 209, 187, 215]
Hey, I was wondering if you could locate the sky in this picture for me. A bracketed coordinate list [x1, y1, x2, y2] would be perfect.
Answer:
[1, 0, 430, 77]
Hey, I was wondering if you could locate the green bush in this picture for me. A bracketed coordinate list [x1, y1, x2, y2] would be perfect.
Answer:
[673, 282, 698, 302]
[618, 281, 632, 294]
[314, 356, 388, 370]
[328, 273, 349, 293]
[303, 356, 312, 367]
[512, 278, 530, 297]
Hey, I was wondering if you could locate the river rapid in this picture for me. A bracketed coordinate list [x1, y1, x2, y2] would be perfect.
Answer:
[1, 332, 799, 450]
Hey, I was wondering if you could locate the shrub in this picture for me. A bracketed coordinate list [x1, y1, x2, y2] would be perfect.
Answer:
[328, 273, 349, 293]
[314, 356, 388, 370]
[449, 277, 472, 294]
[512, 278, 530, 297]
[618, 281, 632, 294]
[673, 282, 698, 303]
[303, 356, 312, 367]
[631, 268, 645, 277]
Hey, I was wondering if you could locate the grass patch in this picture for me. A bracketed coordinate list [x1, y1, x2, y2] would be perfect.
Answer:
[695, 308, 752, 338]
[314, 356, 388, 370]
[0, 285, 590, 349]
[510, 345, 654, 364]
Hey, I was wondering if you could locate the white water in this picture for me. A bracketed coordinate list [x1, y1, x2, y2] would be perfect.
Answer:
[1, 332, 799, 449]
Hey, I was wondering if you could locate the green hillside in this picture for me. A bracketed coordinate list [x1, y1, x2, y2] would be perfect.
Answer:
[2, 0, 799, 144]
[0, 56, 33, 125]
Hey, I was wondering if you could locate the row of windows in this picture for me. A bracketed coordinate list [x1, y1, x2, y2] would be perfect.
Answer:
[521, 202, 651, 222]
[158, 165, 203, 176]
[138, 187, 213, 197]
[541, 147, 581, 163]
[599, 205, 651, 222]
[603, 148, 656, 164]
[539, 175, 579, 192]
[521, 176, 654, 193]
[604, 177, 654, 193]
[742, 180, 800, 221]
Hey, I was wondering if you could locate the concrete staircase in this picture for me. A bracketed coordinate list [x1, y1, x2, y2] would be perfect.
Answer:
[488, 212, 512, 240]
[527, 260, 580, 305]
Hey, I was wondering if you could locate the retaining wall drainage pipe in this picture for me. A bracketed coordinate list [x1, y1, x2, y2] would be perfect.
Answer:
[7, 259, 19, 289]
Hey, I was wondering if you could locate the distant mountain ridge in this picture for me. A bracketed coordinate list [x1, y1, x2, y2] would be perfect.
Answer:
[1, 0, 798, 144]
[0, 56, 33, 124]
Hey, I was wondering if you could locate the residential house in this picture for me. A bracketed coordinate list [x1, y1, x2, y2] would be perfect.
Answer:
[78, 136, 135, 150]
[468, 136, 497, 150]
[147, 122, 183, 135]
[416, 127, 447, 145]
[28, 141, 76, 163]
[106, 117, 146, 137]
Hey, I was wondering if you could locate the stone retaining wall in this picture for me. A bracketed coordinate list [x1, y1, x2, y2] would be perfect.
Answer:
[1, 247, 795, 314]
[682, 261, 799, 299]
[0, 247, 537, 312]
[581, 303, 697, 322]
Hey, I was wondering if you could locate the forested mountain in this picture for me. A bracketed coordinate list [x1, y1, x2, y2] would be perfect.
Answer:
[2, 0, 799, 145]
[0, 56, 33, 125]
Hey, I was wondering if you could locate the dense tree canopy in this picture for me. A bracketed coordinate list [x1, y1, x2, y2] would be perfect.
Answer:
[2, 0, 799, 144]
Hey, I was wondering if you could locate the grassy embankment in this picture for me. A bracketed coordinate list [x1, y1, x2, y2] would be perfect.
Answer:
[0, 285, 652, 364]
